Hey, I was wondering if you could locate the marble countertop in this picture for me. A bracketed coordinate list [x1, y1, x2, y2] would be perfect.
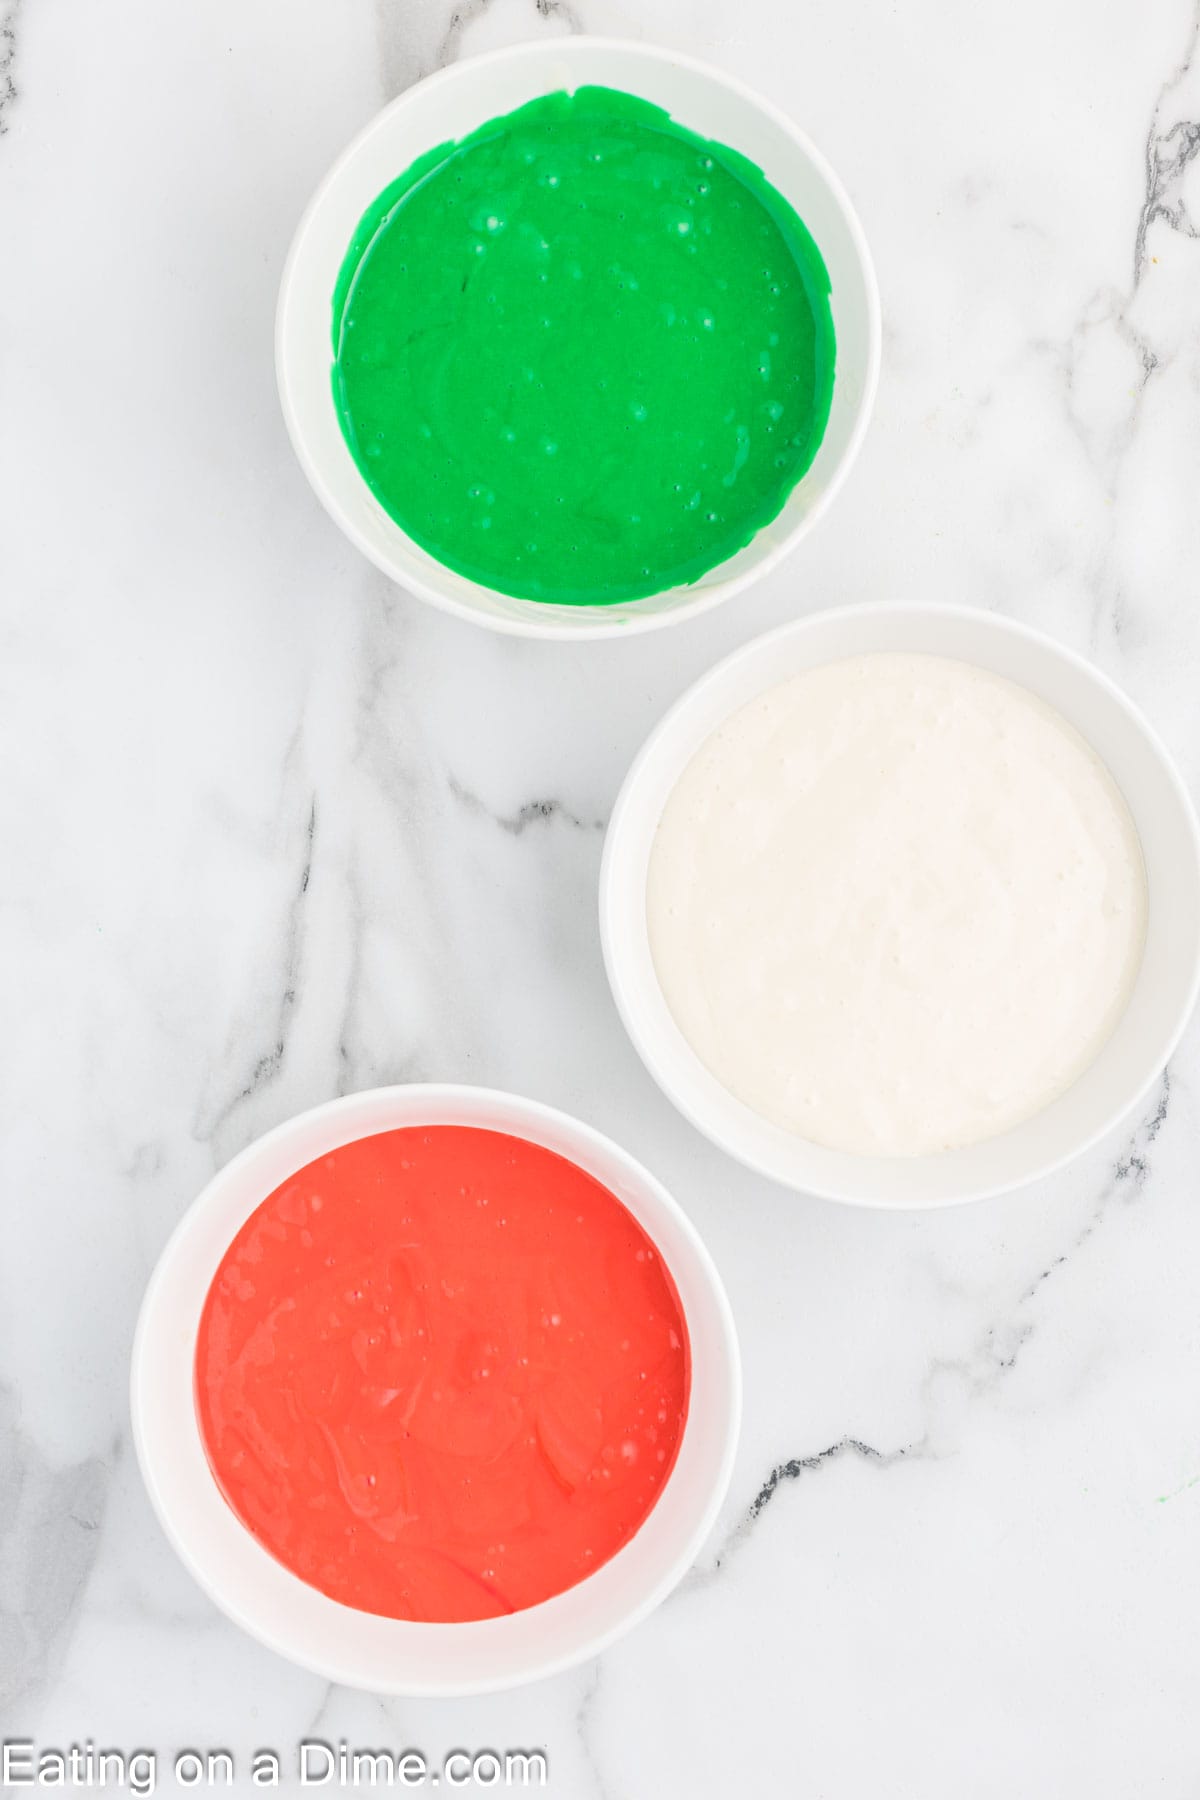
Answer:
[4, 0, 1200, 1793]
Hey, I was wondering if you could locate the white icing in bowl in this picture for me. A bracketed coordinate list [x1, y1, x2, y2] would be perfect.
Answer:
[646, 652, 1147, 1158]
[601, 604, 1200, 1206]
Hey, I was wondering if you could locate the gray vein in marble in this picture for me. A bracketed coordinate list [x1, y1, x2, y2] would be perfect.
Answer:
[1029, 5, 1200, 646]
[1135, 2, 1200, 283]
[375, 0, 580, 102]
[734, 1436, 919, 1539]
[334, 854, 370, 1094]
[289, 582, 555, 1100]
[535, 0, 584, 29]
[747, 1438, 895, 1517]
[572, 1660, 608, 1800]
[195, 796, 318, 1146]
[689, 1073, 1174, 1587]
[1111, 1066, 1171, 1187]
[298, 1681, 338, 1749]
[980, 1071, 1169, 1337]
[1138, 119, 1200, 277]
[374, 0, 492, 98]
[0, 1388, 112, 1722]
[448, 774, 605, 837]
[922, 1071, 1172, 1403]
[681, 1434, 929, 1590]
[335, 888, 398, 1098]
[430, 0, 583, 74]
[125, 1140, 167, 1183]
[666, 1430, 928, 1595]
[373, 0, 444, 98]
[1034, 293, 1159, 538]
[0, 0, 18, 136]
[433, 0, 495, 77]
[1052, 8, 1200, 639]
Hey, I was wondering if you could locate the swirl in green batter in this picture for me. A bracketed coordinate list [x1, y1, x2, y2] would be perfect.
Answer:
[332, 86, 836, 606]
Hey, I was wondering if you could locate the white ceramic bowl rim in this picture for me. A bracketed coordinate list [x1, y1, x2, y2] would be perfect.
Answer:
[275, 36, 882, 639]
[600, 602, 1200, 1207]
[131, 1084, 741, 1694]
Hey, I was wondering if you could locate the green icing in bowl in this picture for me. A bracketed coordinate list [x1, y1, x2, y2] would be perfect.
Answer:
[332, 86, 836, 607]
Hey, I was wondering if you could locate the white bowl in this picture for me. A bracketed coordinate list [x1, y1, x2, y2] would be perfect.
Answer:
[600, 604, 1200, 1207]
[131, 1085, 740, 1694]
[276, 37, 880, 640]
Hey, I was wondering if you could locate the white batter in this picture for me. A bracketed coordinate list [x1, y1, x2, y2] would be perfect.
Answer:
[646, 653, 1147, 1157]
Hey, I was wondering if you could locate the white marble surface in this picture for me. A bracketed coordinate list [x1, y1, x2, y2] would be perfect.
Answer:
[4, 0, 1200, 1793]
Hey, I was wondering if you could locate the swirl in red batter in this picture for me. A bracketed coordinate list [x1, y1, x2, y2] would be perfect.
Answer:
[195, 1126, 690, 1622]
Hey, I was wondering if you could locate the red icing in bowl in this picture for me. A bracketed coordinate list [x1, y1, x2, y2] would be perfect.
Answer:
[195, 1126, 690, 1622]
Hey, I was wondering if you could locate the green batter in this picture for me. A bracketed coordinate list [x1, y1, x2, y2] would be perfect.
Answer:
[332, 86, 836, 606]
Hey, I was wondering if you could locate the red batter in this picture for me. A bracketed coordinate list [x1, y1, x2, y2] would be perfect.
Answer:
[195, 1126, 690, 1622]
